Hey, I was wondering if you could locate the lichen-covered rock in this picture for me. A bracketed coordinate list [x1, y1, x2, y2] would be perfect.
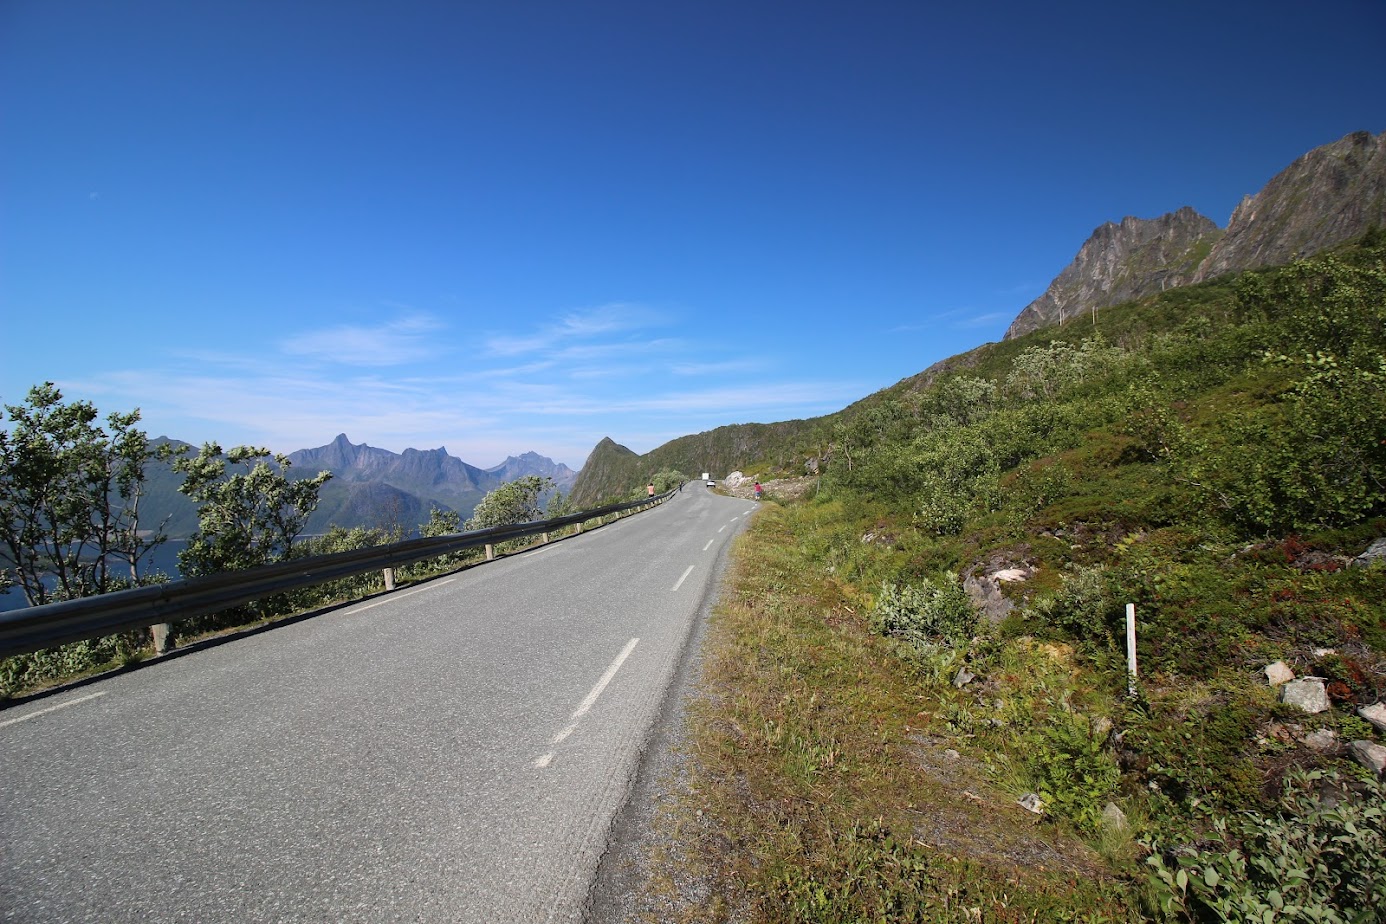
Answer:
[1302, 728, 1339, 753]
[1101, 802, 1128, 832]
[1353, 537, 1386, 568]
[1280, 678, 1330, 714]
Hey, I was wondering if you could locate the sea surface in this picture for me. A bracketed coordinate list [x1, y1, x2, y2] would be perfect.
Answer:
[0, 540, 188, 613]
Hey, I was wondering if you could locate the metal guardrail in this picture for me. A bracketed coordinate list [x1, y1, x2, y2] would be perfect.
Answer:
[0, 490, 676, 660]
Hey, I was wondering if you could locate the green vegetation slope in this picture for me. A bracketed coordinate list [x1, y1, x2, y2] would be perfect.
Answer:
[631, 232, 1386, 922]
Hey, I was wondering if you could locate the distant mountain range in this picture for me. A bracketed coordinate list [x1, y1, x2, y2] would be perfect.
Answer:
[570, 129, 1386, 504]
[141, 434, 578, 539]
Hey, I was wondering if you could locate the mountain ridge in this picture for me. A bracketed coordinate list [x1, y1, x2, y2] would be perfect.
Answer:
[1006, 130, 1386, 339]
[138, 434, 579, 539]
[571, 129, 1386, 503]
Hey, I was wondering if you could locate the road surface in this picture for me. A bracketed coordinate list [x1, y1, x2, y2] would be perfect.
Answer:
[0, 484, 755, 923]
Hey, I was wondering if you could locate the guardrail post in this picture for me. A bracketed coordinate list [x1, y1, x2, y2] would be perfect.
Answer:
[152, 622, 172, 655]
[542, 532, 549, 544]
[485, 543, 495, 561]
[383, 568, 395, 591]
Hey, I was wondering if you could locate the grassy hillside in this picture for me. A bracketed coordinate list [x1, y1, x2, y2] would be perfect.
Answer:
[636, 232, 1386, 921]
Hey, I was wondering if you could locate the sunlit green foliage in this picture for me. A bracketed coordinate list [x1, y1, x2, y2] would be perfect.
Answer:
[465, 475, 555, 530]
[1146, 770, 1385, 923]
[0, 383, 177, 605]
[174, 443, 332, 578]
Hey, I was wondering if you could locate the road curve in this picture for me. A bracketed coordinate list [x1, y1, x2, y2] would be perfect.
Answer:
[0, 484, 756, 924]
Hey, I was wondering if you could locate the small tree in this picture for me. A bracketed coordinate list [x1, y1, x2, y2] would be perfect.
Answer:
[466, 476, 554, 530]
[650, 469, 688, 494]
[174, 443, 331, 578]
[0, 383, 175, 605]
[421, 505, 461, 537]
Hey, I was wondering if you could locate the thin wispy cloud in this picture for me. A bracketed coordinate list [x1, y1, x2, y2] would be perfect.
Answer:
[278, 314, 447, 366]
[669, 359, 766, 376]
[484, 303, 662, 357]
[955, 311, 1012, 328]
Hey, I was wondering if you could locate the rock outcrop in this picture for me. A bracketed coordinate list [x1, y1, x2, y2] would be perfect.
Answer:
[1005, 207, 1221, 339]
[1005, 131, 1386, 340]
[1194, 130, 1386, 282]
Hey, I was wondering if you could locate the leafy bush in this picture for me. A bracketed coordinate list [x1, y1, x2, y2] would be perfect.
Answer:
[1146, 770, 1386, 923]
[466, 475, 554, 530]
[1031, 564, 1119, 647]
[871, 573, 975, 649]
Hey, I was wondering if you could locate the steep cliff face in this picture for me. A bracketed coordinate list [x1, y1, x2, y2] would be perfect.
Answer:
[1004, 130, 1386, 340]
[1004, 207, 1221, 339]
[1193, 130, 1386, 282]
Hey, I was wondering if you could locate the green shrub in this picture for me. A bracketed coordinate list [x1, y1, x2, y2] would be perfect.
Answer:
[1146, 770, 1386, 923]
[871, 573, 975, 649]
[1030, 564, 1119, 648]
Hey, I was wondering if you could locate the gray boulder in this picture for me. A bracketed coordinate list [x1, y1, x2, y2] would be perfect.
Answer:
[1348, 740, 1386, 778]
[1358, 702, 1386, 734]
[1280, 678, 1331, 714]
[1353, 537, 1386, 568]
[1302, 728, 1339, 753]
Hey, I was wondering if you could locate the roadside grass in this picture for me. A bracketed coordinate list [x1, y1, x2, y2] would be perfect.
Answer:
[648, 502, 1141, 923]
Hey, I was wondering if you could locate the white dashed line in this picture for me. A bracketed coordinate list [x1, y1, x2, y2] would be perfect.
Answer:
[0, 691, 107, 729]
[533, 637, 640, 769]
[702, 539, 714, 551]
[671, 565, 694, 592]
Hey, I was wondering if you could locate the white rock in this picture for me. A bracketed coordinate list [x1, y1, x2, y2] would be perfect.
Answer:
[1358, 702, 1386, 734]
[1264, 661, 1295, 686]
[993, 568, 1029, 583]
[1017, 793, 1044, 815]
[1280, 678, 1330, 714]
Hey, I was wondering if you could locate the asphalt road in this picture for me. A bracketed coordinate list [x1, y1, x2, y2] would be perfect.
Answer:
[0, 484, 756, 924]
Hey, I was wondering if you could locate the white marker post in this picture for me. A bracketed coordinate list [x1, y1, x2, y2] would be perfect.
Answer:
[1126, 603, 1138, 697]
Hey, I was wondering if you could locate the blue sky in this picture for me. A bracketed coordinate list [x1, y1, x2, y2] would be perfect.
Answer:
[3, 1, 1383, 469]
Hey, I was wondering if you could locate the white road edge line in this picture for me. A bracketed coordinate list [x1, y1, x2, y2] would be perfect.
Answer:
[343, 578, 456, 615]
[702, 539, 714, 551]
[533, 637, 640, 769]
[671, 565, 694, 592]
[0, 691, 107, 729]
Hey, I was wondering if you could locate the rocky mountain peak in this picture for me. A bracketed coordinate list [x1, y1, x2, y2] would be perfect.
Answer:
[1004, 207, 1221, 339]
[1004, 130, 1386, 340]
[1193, 130, 1386, 282]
